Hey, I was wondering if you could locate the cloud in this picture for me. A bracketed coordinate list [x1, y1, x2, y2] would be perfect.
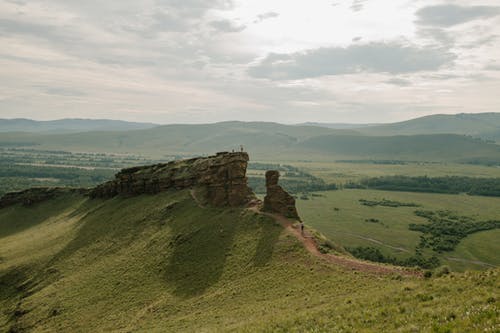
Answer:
[385, 78, 412, 86]
[209, 19, 246, 33]
[254, 12, 279, 23]
[417, 27, 455, 47]
[351, 0, 367, 12]
[43, 87, 86, 97]
[248, 42, 456, 80]
[485, 63, 500, 71]
[416, 4, 500, 27]
[0, 18, 59, 37]
[1, 0, 499, 123]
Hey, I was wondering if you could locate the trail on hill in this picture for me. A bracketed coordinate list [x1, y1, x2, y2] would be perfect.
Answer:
[248, 206, 421, 277]
[336, 231, 411, 253]
[187, 191, 420, 276]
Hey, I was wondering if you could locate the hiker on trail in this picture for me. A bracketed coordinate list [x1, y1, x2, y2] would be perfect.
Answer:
[300, 221, 304, 236]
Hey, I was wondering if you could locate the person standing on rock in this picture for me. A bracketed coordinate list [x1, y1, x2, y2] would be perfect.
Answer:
[300, 221, 305, 236]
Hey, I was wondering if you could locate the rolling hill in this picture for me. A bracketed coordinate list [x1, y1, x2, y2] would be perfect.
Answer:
[357, 113, 500, 141]
[0, 121, 350, 157]
[1, 190, 498, 332]
[1, 121, 499, 162]
[0, 118, 158, 133]
[297, 133, 500, 161]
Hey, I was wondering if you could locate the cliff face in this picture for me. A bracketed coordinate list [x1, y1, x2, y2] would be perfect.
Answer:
[0, 188, 87, 209]
[262, 170, 300, 219]
[90, 152, 254, 207]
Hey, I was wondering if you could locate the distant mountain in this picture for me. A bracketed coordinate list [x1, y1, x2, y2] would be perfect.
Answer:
[0, 121, 348, 157]
[357, 113, 500, 141]
[297, 122, 379, 129]
[297, 134, 500, 161]
[0, 118, 158, 133]
[1, 121, 498, 162]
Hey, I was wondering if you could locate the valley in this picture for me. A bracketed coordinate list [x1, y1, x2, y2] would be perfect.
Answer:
[1, 116, 499, 332]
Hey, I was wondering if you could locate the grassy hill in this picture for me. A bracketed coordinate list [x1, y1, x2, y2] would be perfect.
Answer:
[0, 118, 158, 133]
[297, 133, 500, 161]
[358, 113, 500, 141]
[1, 191, 498, 332]
[1, 121, 499, 162]
[296, 122, 378, 129]
[0, 122, 348, 158]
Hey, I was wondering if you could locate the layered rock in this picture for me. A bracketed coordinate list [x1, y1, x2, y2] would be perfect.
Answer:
[0, 187, 87, 208]
[90, 152, 254, 207]
[263, 170, 300, 219]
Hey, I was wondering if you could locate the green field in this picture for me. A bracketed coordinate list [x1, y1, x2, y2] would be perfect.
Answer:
[291, 161, 500, 184]
[297, 189, 500, 271]
[1, 191, 498, 332]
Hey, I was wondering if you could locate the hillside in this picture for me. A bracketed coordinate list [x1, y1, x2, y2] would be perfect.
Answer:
[296, 122, 378, 129]
[0, 122, 348, 157]
[358, 113, 500, 141]
[0, 118, 158, 133]
[1, 190, 498, 332]
[297, 133, 500, 161]
[1, 121, 499, 162]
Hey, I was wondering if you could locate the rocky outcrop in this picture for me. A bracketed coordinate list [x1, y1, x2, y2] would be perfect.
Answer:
[263, 170, 300, 219]
[0, 187, 87, 208]
[90, 152, 254, 207]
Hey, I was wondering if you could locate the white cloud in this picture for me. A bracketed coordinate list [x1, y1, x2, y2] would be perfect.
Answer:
[0, 0, 499, 123]
[248, 42, 456, 80]
[416, 4, 500, 27]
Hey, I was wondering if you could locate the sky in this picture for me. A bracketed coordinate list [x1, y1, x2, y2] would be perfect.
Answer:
[1, 0, 500, 124]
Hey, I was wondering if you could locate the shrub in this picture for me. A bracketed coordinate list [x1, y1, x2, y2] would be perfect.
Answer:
[435, 266, 451, 277]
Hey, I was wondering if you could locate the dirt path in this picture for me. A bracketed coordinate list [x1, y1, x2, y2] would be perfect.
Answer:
[249, 206, 421, 277]
[445, 257, 497, 268]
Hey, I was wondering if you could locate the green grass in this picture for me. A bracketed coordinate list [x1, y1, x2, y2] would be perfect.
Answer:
[450, 230, 500, 269]
[291, 161, 500, 184]
[1, 191, 499, 332]
[296, 189, 500, 271]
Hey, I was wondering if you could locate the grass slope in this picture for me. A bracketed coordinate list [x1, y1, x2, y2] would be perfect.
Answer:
[1, 191, 498, 332]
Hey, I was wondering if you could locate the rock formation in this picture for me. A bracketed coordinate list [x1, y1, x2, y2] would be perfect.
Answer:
[263, 170, 300, 219]
[90, 152, 254, 207]
[0, 187, 87, 209]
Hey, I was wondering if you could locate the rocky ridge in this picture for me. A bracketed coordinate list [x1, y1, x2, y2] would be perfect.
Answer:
[90, 152, 254, 207]
[0, 187, 87, 209]
[0, 152, 300, 218]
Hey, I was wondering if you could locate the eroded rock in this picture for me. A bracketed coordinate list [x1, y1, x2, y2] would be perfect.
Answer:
[90, 152, 254, 207]
[263, 170, 300, 219]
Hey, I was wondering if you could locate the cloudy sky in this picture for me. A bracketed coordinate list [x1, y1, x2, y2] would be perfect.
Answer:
[1, 0, 500, 123]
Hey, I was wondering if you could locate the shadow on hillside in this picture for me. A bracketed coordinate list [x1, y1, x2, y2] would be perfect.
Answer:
[0, 194, 84, 239]
[252, 220, 282, 267]
[163, 209, 239, 298]
[48, 196, 154, 266]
